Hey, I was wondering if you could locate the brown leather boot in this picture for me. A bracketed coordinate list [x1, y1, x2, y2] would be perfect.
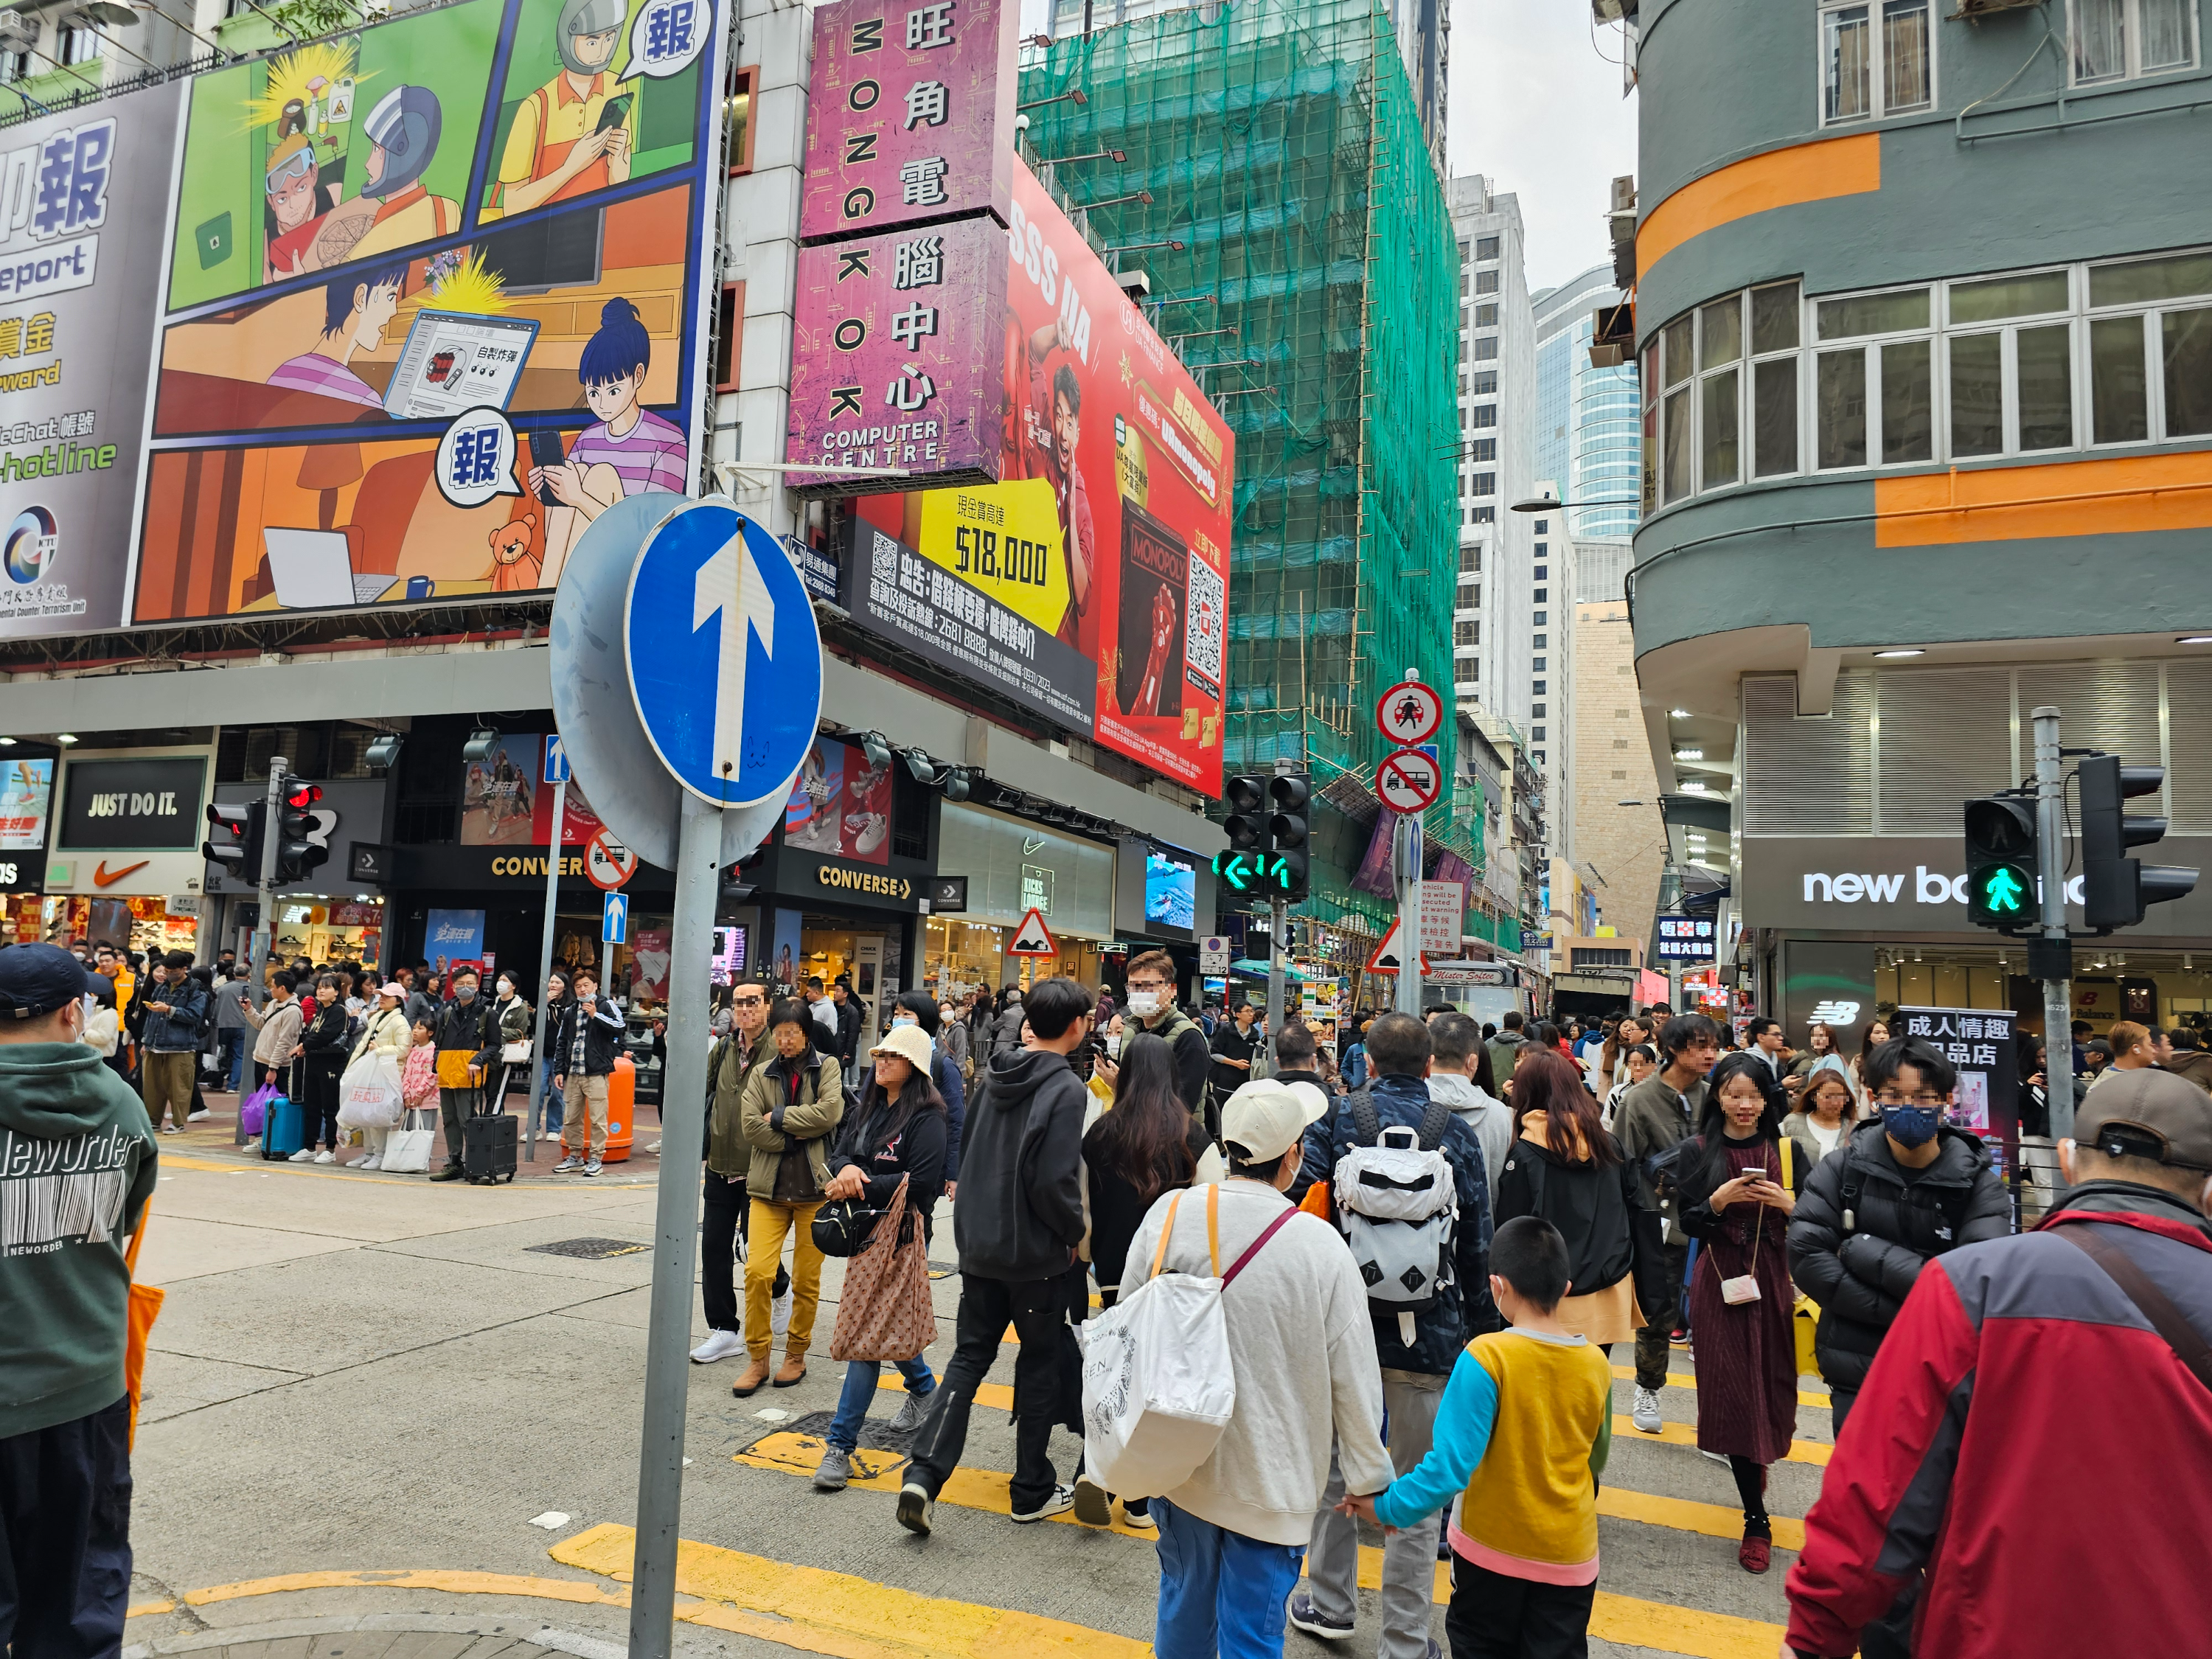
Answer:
[773, 1350, 808, 1388]
[731, 1355, 771, 1397]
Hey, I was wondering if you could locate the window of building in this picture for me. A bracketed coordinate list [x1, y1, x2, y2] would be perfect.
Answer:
[1459, 545, 1483, 574]
[1820, 0, 1932, 125]
[1533, 543, 1546, 557]
[1467, 437, 1496, 462]
[2070, 0, 2196, 83]
[713, 282, 746, 393]
[725, 65, 759, 175]
[1455, 619, 1481, 646]
[1477, 270, 1500, 295]
[1470, 505, 1495, 524]
[1468, 403, 1497, 428]
[1534, 565, 1548, 580]
[1469, 370, 1498, 395]
[1531, 679, 1546, 695]
[1533, 610, 1547, 625]
[1533, 587, 1546, 602]
[1573, 947, 1634, 969]
[1532, 751, 1546, 765]
[1535, 519, 1548, 532]
[1532, 655, 1546, 670]
[1531, 726, 1546, 741]
[0, 46, 25, 81]
[1533, 633, 1547, 648]
[1472, 335, 1499, 361]
[59, 22, 99, 63]
[1475, 303, 1499, 327]
[1531, 702, 1546, 718]
[1478, 235, 1500, 260]
[1469, 471, 1495, 496]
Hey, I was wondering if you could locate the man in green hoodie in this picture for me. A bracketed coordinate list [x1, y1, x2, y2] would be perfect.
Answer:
[0, 942, 159, 1655]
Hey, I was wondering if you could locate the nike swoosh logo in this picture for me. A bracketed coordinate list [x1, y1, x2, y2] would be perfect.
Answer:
[93, 860, 150, 887]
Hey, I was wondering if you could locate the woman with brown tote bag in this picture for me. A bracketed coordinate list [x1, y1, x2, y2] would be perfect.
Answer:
[813, 1023, 947, 1493]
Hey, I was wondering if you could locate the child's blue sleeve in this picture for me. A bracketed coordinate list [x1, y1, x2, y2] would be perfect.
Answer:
[1374, 1347, 1498, 1531]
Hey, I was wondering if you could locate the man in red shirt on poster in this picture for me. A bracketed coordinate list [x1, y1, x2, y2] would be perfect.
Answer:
[1008, 316, 1096, 653]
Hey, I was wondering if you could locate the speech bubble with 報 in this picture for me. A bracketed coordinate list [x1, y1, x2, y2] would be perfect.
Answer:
[435, 407, 526, 509]
[621, 0, 708, 83]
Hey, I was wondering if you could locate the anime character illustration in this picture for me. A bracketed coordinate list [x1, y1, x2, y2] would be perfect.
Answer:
[297, 86, 462, 272]
[521, 296, 689, 586]
[483, 0, 637, 222]
[265, 262, 409, 410]
[265, 133, 338, 282]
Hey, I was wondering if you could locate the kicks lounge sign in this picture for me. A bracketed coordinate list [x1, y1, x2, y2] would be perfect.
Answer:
[1742, 835, 2212, 936]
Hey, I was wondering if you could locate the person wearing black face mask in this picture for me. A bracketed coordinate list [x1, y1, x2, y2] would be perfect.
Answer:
[1787, 1037, 2010, 1450]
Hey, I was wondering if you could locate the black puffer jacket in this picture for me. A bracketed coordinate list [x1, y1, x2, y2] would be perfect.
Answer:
[1786, 1121, 2012, 1392]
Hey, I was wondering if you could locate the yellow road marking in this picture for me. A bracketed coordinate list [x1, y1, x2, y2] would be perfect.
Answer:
[740, 1427, 1790, 1659]
[872, 1374, 1831, 1468]
[1613, 1416, 1832, 1467]
[173, 1568, 631, 1609]
[554, 1521, 1150, 1658]
[1614, 1363, 1831, 1412]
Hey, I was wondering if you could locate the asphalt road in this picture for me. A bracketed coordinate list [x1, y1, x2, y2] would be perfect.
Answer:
[119, 1139, 1826, 1659]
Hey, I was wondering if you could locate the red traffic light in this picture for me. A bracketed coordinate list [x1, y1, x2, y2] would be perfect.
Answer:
[284, 782, 323, 810]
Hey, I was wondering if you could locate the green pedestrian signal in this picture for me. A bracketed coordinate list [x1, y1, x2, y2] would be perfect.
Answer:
[1964, 793, 2039, 934]
[1983, 866, 2025, 913]
[1966, 858, 2036, 929]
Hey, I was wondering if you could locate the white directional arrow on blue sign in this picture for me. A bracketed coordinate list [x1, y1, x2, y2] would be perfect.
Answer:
[602, 891, 629, 945]
[543, 734, 571, 785]
[625, 501, 823, 807]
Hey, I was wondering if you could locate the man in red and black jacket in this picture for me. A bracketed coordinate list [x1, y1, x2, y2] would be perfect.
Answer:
[1784, 1066, 2212, 1659]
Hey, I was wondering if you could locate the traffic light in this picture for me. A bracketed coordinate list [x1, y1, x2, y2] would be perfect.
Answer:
[2080, 754, 2197, 932]
[1963, 793, 2037, 931]
[272, 776, 329, 885]
[1213, 774, 1271, 899]
[203, 800, 265, 881]
[1267, 773, 1311, 903]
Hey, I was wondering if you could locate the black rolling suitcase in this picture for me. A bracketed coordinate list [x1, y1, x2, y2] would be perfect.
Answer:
[464, 1089, 518, 1184]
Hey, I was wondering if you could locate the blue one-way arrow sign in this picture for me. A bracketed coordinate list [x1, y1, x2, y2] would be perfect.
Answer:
[543, 734, 571, 785]
[625, 501, 823, 807]
[602, 891, 629, 945]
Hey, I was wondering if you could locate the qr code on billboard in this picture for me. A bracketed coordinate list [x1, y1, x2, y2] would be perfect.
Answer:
[1184, 554, 1225, 695]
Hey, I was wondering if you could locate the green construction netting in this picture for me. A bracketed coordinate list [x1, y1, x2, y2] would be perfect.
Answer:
[1020, 0, 1464, 935]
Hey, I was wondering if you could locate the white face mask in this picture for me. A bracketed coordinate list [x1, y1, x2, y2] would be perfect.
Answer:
[1127, 990, 1162, 1018]
[890, 1015, 917, 1029]
[1105, 1033, 1122, 1057]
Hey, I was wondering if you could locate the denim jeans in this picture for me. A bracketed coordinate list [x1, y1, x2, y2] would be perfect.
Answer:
[1152, 1498, 1306, 1659]
[532, 1057, 565, 1144]
[217, 1029, 248, 1094]
[825, 1354, 935, 1453]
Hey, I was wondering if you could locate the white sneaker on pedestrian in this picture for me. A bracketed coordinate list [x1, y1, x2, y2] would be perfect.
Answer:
[159, 1124, 182, 1135]
[771, 1287, 794, 1338]
[690, 1329, 745, 1364]
[554, 1155, 585, 1173]
[1010, 1484, 1075, 1523]
[313, 1150, 335, 1164]
[1286, 1590, 1354, 1642]
[1700, 1448, 1731, 1467]
[289, 1147, 316, 1161]
[1071, 1474, 1111, 1528]
[896, 1481, 934, 1537]
[583, 1158, 602, 1177]
[888, 1390, 933, 1433]
[1632, 1385, 1664, 1434]
[187, 1110, 211, 1122]
[645, 1140, 661, 1152]
[360, 1155, 383, 1171]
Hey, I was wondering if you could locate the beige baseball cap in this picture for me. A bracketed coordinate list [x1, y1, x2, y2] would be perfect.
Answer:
[1221, 1078, 1329, 1163]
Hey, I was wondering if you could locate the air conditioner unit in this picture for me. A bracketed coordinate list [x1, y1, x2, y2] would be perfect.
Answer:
[1955, 0, 2039, 13]
[0, 9, 35, 49]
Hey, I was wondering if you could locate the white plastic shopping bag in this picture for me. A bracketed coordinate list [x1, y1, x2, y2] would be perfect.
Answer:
[382, 1106, 437, 1174]
[335, 1053, 406, 1130]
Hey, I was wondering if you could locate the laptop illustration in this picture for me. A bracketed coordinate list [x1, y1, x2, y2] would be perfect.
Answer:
[264, 527, 394, 608]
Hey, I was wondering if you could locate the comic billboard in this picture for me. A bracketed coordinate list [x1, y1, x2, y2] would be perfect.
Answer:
[845, 157, 1232, 795]
[114, 0, 726, 625]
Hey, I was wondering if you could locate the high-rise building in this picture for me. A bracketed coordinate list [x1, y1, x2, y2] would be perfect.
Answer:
[1021, 0, 1471, 957]
[1623, 0, 2212, 1032]
[1534, 264, 1641, 544]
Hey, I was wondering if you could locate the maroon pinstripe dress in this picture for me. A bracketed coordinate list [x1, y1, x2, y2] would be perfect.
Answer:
[1689, 1138, 1799, 1464]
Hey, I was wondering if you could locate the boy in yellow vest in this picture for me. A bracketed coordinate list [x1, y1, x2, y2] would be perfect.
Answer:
[1337, 1215, 1612, 1657]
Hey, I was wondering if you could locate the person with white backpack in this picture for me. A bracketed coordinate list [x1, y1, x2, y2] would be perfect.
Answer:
[1288, 1011, 1496, 1659]
[1114, 1079, 1392, 1659]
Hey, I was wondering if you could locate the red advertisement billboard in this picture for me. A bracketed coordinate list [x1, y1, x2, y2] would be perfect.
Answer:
[849, 157, 1232, 796]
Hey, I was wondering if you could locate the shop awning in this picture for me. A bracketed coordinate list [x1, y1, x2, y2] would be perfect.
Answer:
[1230, 959, 1305, 980]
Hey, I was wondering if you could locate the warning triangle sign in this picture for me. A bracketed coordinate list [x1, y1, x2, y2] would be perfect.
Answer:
[1364, 919, 1430, 977]
[1008, 907, 1058, 957]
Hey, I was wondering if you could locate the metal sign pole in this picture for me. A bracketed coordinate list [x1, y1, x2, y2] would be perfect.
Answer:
[524, 777, 567, 1162]
[246, 756, 287, 1014]
[1392, 813, 1422, 1018]
[1265, 895, 1287, 1068]
[2033, 706, 2076, 1141]
[627, 790, 723, 1658]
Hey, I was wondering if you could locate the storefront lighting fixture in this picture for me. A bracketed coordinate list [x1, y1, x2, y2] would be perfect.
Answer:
[1018, 88, 1088, 110]
[1082, 189, 1155, 209]
[902, 748, 940, 785]
[2179, 636, 2212, 645]
[944, 768, 973, 802]
[1674, 748, 1704, 760]
[1043, 148, 1125, 165]
[0, 737, 13, 745]
[1873, 649, 1924, 658]
[859, 731, 894, 770]
[462, 726, 500, 765]
[1668, 708, 1689, 718]
[55, 733, 76, 744]
[365, 731, 403, 774]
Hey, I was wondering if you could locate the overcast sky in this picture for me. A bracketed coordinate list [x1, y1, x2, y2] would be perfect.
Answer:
[1447, 2, 1639, 297]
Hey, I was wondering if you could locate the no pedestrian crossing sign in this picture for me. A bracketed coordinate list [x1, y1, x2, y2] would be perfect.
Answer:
[1376, 678, 1443, 746]
[626, 501, 823, 807]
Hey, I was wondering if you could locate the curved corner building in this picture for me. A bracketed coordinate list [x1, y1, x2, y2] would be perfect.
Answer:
[1628, 0, 2212, 1032]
